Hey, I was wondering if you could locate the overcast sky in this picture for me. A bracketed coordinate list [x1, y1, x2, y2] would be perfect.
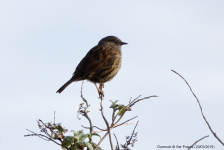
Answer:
[1, 0, 224, 149]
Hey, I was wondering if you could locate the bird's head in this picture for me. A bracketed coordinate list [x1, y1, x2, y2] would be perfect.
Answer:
[98, 36, 127, 50]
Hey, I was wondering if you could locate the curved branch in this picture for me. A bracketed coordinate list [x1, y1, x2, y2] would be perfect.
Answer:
[172, 69, 224, 146]
[80, 81, 93, 139]
[188, 135, 209, 150]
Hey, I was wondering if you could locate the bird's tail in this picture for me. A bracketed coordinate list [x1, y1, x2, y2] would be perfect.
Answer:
[56, 79, 73, 94]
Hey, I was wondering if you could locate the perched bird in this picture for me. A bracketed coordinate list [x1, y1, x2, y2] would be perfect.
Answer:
[56, 36, 127, 97]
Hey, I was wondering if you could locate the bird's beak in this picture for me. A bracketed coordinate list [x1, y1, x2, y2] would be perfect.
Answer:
[121, 42, 128, 45]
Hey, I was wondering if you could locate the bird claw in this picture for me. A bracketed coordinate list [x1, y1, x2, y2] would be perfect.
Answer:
[98, 90, 104, 98]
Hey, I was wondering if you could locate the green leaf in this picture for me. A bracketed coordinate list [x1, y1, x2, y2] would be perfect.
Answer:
[72, 130, 84, 140]
[118, 105, 125, 110]
[87, 134, 91, 140]
[61, 145, 66, 150]
[73, 135, 79, 142]
[69, 145, 75, 150]
[113, 100, 119, 104]
[62, 136, 75, 147]
[71, 130, 78, 136]
[79, 134, 88, 141]
[90, 142, 101, 150]
[118, 109, 126, 116]
[57, 125, 64, 133]
[91, 133, 101, 139]
[77, 130, 84, 138]
[83, 141, 94, 150]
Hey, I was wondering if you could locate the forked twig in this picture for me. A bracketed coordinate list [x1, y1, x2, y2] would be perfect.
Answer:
[121, 121, 139, 149]
[112, 95, 158, 124]
[24, 129, 61, 146]
[171, 69, 224, 146]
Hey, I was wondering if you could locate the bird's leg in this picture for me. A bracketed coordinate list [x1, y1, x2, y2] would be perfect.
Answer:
[94, 83, 104, 97]
[99, 84, 105, 98]
[99, 83, 104, 89]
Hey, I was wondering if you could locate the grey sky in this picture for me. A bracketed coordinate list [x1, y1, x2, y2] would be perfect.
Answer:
[1, 0, 224, 149]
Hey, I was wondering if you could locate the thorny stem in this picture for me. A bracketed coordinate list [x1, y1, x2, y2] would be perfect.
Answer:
[172, 70, 224, 146]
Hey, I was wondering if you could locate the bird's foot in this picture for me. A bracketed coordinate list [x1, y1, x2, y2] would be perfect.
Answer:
[99, 84, 104, 89]
[98, 90, 104, 98]
[94, 83, 104, 98]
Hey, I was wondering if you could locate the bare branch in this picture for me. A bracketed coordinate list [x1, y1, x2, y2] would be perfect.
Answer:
[188, 135, 209, 150]
[121, 121, 139, 150]
[54, 111, 56, 125]
[84, 121, 137, 134]
[113, 95, 158, 124]
[113, 116, 138, 128]
[96, 132, 109, 148]
[99, 84, 114, 150]
[128, 95, 158, 107]
[81, 125, 107, 132]
[80, 81, 93, 140]
[24, 129, 61, 146]
[98, 95, 157, 149]
[171, 69, 224, 146]
[128, 121, 138, 144]
[113, 133, 120, 150]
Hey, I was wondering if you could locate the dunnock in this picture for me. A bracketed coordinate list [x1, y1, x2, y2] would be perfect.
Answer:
[56, 36, 127, 97]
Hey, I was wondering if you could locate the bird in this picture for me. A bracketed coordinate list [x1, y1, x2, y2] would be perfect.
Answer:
[56, 36, 127, 97]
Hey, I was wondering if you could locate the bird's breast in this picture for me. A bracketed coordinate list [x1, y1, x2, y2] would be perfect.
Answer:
[88, 51, 122, 83]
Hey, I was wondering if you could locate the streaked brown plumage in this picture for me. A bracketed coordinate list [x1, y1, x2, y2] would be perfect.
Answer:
[56, 36, 127, 97]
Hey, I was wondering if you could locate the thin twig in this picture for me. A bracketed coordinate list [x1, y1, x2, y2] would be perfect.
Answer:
[128, 121, 139, 144]
[113, 116, 138, 128]
[188, 135, 209, 150]
[81, 125, 107, 132]
[80, 81, 88, 105]
[83, 121, 137, 133]
[172, 69, 224, 146]
[25, 129, 61, 146]
[113, 95, 158, 123]
[113, 133, 120, 150]
[99, 85, 114, 150]
[128, 95, 158, 107]
[54, 111, 55, 125]
[39, 120, 57, 137]
[96, 132, 109, 148]
[121, 121, 139, 149]
[80, 81, 93, 137]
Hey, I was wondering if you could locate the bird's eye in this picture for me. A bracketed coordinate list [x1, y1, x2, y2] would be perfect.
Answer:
[114, 41, 118, 44]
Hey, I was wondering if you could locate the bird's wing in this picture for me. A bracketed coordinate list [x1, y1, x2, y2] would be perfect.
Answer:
[72, 46, 113, 80]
